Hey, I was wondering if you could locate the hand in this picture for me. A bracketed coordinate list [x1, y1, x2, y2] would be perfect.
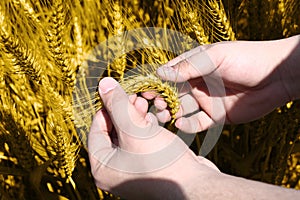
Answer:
[88, 78, 300, 200]
[88, 77, 220, 199]
[155, 37, 300, 133]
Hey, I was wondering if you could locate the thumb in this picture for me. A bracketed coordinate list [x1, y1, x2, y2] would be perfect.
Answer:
[157, 45, 216, 82]
[98, 77, 160, 141]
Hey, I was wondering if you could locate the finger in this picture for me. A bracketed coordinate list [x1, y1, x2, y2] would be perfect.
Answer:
[154, 96, 168, 110]
[145, 112, 159, 126]
[190, 81, 224, 121]
[162, 46, 203, 67]
[133, 96, 149, 116]
[132, 93, 165, 122]
[99, 77, 148, 127]
[129, 94, 149, 116]
[176, 94, 199, 118]
[157, 46, 216, 82]
[128, 94, 137, 104]
[88, 109, 114, 157]
[89, 109, 112, 136]
[141, 91, 157, 100]
[98, 77, 161, 143]
[175, 111, 215, 133]
[176, 81, 193, 97]
[156, 109, 172, 123]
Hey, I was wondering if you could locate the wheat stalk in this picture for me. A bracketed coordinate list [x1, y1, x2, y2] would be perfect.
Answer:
[0, 56, 79, 181]
[71, 16, 84, 68]
[1, 1, 81, 184]
[0, 7, 75, 128]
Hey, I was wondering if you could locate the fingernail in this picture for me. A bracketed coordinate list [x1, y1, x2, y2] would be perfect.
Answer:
[157, 66, 175, 77]
[157, 110, 171, 122]
[145, 113, 153, 123]
[154, 98, 167, 110]
[128, 94, 137, 104]
[99, 77, 118, 94]
[175, 118, 183, 129]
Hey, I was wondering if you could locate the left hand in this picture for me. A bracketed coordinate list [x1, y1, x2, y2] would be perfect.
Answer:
[88, 77, 220, 199]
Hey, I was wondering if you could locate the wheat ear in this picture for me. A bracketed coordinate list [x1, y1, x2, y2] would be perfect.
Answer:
[105, 1, 127, 79]
[94, 73, 180, 125]
[46, 0, 77, 88]
[176, 0, 210, 45]
[46, 111, 80, 180]
[121, 73, 180, 124]
[0, 14, 42, 84]
[12, 0, 40, 24]
[207, 0, 236, 41]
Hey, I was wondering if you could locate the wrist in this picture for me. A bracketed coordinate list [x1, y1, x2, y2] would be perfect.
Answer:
[140, 152, 221, 200]
[170, 154, 221, 199]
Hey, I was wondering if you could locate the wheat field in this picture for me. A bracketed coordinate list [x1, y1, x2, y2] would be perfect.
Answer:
[0, 0, 299, 199]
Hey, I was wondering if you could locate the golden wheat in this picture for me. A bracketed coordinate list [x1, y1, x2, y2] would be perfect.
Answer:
[278, 0, 299, 37]
[45, 110, 80, 180]
[207, 0, 236, 41]
[105, 1, 127, 79]
[46, 0, 77, 88]
[93, 72, 180, 126]
[1, 0, 80, 186]
[1, 0, 300, 199]
[12, 0, 39, 24]
[121, 73, 180, 124]
[0, 15, 42, 84]
[176, 0, 210, 45]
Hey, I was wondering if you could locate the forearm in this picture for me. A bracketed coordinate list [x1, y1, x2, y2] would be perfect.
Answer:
[186, 171, 300, 200]
[278, 34, 300, 101]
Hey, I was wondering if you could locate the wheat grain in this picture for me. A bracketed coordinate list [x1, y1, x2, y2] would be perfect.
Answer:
[278, 0, 299, 37]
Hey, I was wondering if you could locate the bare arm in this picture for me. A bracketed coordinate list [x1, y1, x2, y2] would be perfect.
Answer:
[279, 35, 300, 101]
[186, 170, 300, 200]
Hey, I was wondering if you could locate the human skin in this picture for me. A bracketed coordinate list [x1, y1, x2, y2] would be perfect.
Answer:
[88, 77, 221, 199]
[154, 34, 300, 133]
[88, 35, 300, 199]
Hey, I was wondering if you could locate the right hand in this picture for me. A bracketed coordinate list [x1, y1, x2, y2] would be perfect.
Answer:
[153, 37, 299, 133]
